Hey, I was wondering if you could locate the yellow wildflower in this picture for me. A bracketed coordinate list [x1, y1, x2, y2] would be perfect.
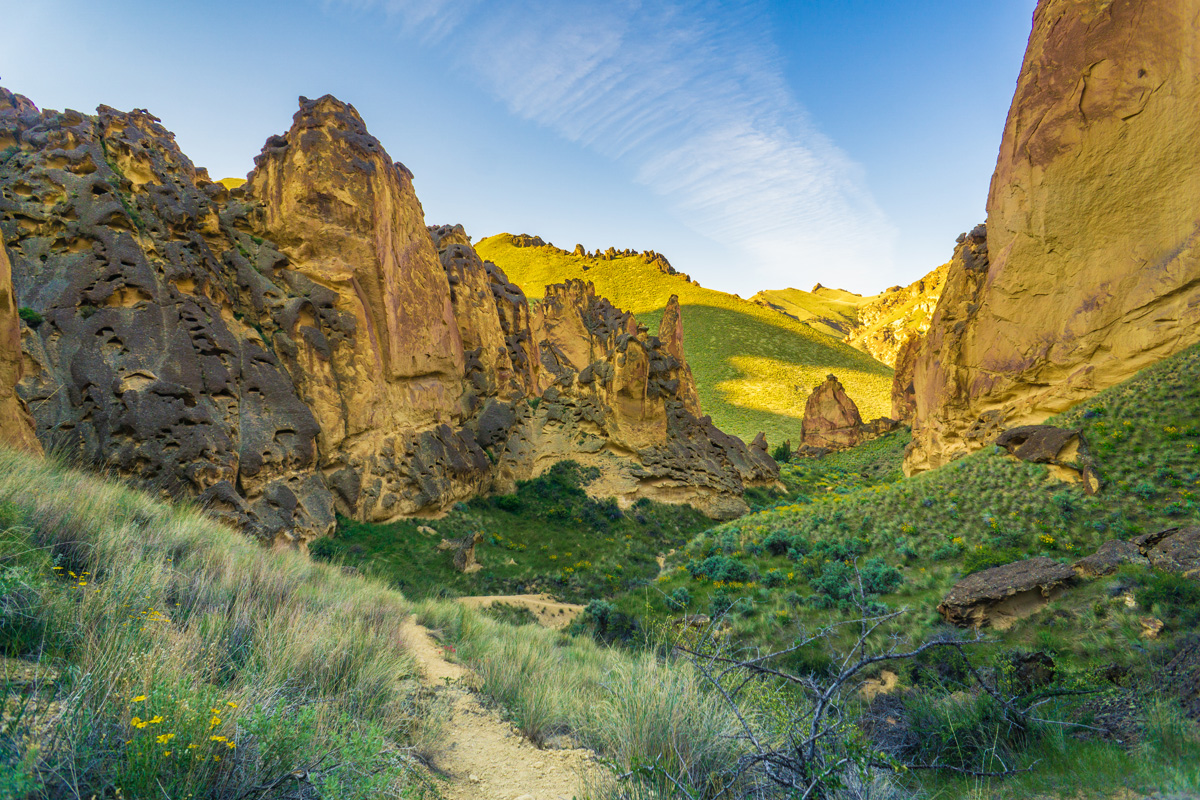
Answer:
[132, 696, 147, 702]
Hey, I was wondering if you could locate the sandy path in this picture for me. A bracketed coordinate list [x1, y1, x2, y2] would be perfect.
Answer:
[401, 616, 596, 800]
[456, 594, 585, 630]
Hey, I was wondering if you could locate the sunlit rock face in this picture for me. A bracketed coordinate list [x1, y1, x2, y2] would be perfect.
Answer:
[0, 88, 778, 540]
[0, 228, 39, 454]
[906, 0, 1200, 474]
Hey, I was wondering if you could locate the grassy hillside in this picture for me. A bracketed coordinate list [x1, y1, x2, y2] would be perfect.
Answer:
[593, 341, 1200, 797]
[747, 285, 877, 338]
[475, 234, 893, 446]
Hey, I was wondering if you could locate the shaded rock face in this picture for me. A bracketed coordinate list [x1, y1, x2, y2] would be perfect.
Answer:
[1134, 526, 1200, 580]
[0, 237, 40, 453]
[802, 374, 864, 449]
[907, 0, 1200, 474]
[0, 87, 778, 539]
[890, 334, 921, 423]
[938, 557, 1076, 629]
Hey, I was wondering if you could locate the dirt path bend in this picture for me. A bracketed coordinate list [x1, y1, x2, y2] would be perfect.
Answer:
[401, 617, 595, 800]
[456, 594, 585, 630]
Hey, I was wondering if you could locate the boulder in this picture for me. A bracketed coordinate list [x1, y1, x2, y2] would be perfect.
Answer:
[802, 374, 864, 449]
[1137, 526, 1200, 580]
[993, 425, 1101, 494]
[938, 557, 1076, 629]
[906, 0, 1200, 474]
[1073, 540, 1148, 578]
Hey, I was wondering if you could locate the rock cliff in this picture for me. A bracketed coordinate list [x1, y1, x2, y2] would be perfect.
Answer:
[906, 0, 1200, 474]
[0, 87, 777, 540]
[801, 375, 864, 449]
[0, 234, 40, 453]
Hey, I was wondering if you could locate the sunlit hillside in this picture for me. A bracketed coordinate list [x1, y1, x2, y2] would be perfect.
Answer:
[748, 285, 877, 338]
[476, 234, 893, 446]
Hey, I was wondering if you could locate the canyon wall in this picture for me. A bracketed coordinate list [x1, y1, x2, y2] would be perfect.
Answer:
[0, 88, 777, 540]
[906, 0, 1200, 473]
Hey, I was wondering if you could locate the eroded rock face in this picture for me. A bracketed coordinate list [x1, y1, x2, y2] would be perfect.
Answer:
[907, 0, 1200, 474]
[0, 237, 40, 453]
[890, 334, 921, 423]
[938, 557, 1076, 629]
[845, 263, 947, 367]
[657, 295, 701, 417]
[0, 87, 777, 538]
[802, 374, 864, 449]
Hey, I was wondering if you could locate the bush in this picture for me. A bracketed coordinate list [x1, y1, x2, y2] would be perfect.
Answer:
[771, 441, 792, 463]
[962, 545, 1023, 575]
[686, 555, 755, 584]
[495, 494, 522, 512]
[583, 599, 640, 643]
[764, 529, 795, 556]
[18, 307, 42, 328]
[708, 587, 735, 617]
[897, 690, 1039, 772]
[665, 586, 691, 612]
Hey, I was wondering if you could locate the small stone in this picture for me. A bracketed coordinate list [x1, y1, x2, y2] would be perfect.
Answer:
[468, 774, 480, 784]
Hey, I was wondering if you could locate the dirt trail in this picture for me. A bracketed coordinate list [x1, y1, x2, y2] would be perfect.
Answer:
[401, 617, 595, 800]
[456, 594, 585, 630]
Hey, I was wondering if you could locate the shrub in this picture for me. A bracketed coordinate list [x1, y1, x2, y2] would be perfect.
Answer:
[771, 441, 792, 463]
[763, 529, 794, 556]
[665, 586, 691, 612]
[708, 587, 735, 618]
[897, 689, 1039, 772]
[686, 555, 754, 584]
[583, 598, 640, 643]
[494, 494, 522, 512]
[962, 545, 1023, 575]
[762, 568, 785, 588]
[17, 307, 42, 328]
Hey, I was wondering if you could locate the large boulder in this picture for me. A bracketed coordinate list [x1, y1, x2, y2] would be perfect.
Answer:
[1135, 526, 1200, 580]
[938, 557, 1077, 629]
[906, 0, 1200, 474]
[802, 374, 864, 449]
[993, 425, 1101, 494]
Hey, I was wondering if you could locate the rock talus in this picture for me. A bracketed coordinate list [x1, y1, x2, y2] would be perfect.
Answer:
[906, 0, 1200, 474]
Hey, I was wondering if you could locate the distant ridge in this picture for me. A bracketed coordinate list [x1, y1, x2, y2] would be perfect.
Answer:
[476, 233, 894, 447]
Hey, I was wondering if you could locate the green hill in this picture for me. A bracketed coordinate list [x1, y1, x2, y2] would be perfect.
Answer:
[747, 285, 877, 338]
[475, 234, 894, 446]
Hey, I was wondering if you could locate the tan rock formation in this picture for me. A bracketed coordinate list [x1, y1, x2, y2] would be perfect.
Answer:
[889, 334, 920, 423]
[657, 295, 701, 416]
[907, 0, 1200, 474]
[0, 239, 40, 453]
[0, 87, 778, 536]
[845, 264, 947, 367]
[801, 374, 864, 449]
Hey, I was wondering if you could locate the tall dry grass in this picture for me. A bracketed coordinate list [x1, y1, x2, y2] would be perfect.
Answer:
[0, 449, 442, 799]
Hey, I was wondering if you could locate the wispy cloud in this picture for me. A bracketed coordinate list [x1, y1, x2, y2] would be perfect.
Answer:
[328, 0, 895, 290]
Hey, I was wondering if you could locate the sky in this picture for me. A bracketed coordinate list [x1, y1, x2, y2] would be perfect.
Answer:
[0, 0, 1037, 296]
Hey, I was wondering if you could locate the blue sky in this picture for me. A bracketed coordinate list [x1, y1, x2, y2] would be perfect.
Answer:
[1, 0, 1036, 296]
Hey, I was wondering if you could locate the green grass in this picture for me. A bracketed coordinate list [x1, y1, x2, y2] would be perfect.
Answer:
[476, 234, 894, 446]
[319, 461, 713, 604]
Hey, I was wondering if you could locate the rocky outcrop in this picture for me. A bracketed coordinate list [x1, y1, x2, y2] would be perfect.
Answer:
[906, 0, 1200, 474]
[1133, 526, 1200, 580]
[938, 557, 1076, 629]
[657, 295, 701, 416]
[801, 375, 864, 449]
[845, 264, 947, 367]
[1072, 540, 1147, 578]
[0, 87, 777, 541]
[0, 236, 40, 453]
[993, 425, 1101, 494]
